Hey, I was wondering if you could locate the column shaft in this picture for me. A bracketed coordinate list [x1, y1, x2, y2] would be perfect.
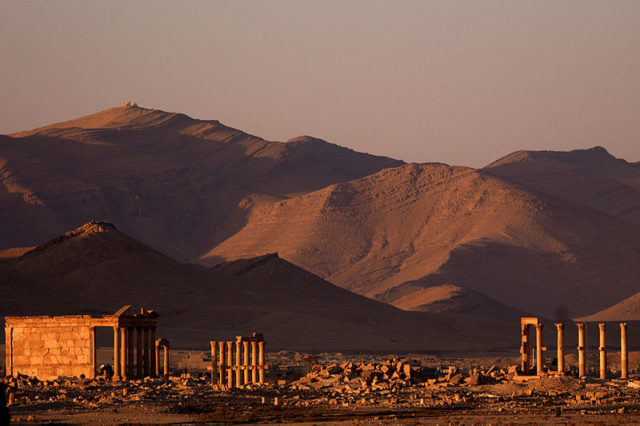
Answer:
[226, 342, 234, 388]
[251, 341, 258, 383]
[113, 327, 121, 380]
[621, 323, 628, 379]
[535, 323, 543, 376]
[163, 345, 169, 377]
[155, 341, 160, 377]
[243, 342, 250, 384]
[578, 323, 586, 377]
[235, 340, 242, 386]
[258, 341, 265, 384]
[120, 327, 128, 379]
[555, 323, 564, 373]
[218, 342, 225, 385]
[599, 323, 607, 380]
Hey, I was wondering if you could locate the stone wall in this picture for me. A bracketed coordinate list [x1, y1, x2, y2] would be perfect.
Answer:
[5, 316, 96, 380]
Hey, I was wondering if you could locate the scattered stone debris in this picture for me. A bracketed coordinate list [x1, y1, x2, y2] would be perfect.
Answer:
[5, 353, 640, 423]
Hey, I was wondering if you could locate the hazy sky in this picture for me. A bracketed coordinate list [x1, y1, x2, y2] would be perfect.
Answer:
[1, 1, 639, 167]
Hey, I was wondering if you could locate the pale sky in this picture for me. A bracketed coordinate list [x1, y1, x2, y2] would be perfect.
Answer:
[1, 1, 639, 167]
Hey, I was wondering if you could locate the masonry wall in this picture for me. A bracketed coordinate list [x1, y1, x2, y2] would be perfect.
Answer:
[5, 316, 96, 380]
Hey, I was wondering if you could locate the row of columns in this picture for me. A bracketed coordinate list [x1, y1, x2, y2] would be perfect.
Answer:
[561, 322, 628, 379]
[522, 318, 629, 379]
[112, 326, 157, 380]
[210, 335, 265, 388]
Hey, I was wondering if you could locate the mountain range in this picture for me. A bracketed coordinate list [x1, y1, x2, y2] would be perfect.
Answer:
[2, 104, 640, 349]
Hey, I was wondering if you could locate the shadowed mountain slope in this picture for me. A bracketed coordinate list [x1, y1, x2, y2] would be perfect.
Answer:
[0, 105, 402, 259]
[0, 222, 519, 352]
[202, 163, 640, 318]
[485, 147, 640, 226]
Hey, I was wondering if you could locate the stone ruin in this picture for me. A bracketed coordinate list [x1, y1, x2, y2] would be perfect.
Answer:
[520, 316, 629, 379]
[4, 305, 168, 381]
[210, 332, 266, 388]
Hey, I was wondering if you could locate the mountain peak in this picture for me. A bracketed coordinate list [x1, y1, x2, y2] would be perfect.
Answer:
[25, 220, 118, 255]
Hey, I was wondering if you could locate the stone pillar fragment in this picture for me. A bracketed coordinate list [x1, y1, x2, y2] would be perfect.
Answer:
[599, 323, 607, 380]
[555, 323, 564, 373]
[621, 323, 628, 380]
[535, 323, 543, 376]
[577, 323, 586, 377]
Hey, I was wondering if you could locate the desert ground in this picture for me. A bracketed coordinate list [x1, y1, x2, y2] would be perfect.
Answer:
[6, 349, 640, 424]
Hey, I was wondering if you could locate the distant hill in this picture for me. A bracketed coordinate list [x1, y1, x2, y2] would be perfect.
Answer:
[579, 291, 640, 322]
[0, 222, 518, 352]
[202, 162, 640, 318]
[485, 147, 640, 226]
[0, 105, 402, 259]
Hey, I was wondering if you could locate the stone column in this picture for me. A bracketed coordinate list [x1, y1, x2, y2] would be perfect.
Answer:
[577, 323, 586, 377]
[258, 341, 265, 384]
[243, 341, 250, 384]
[535, 323, 543, 376]
[155, 339, 160, 377]
[621, 323, 628, 379]
[218, 341, 225, 385]
[235, 339, 242, 386]
[251, 341, 258, 383]
[120, 327, 128, 379]
[143, 327, 150, 377]
[210, 341, 217, 386]
[555, 323, 564, 373]
[226, 341, 233, 388]
[113, 327, 121, 380]
[136, 327, 143, 378]
[599, 323, 607, 380]
[163, 343, 169, 377]
[149, 327, 156, 377]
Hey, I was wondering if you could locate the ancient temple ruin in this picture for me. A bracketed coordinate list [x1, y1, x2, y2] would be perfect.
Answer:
[4, 305, 164, 381]
[210, 332, 266, 388]
[519, 317, 629, 379]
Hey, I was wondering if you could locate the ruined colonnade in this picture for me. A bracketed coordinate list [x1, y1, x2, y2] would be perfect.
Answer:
[210, 332, 265, 388]
[521, 317, 630, 379]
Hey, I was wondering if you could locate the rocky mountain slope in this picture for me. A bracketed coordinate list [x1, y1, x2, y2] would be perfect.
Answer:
[0, 222, 519, 351]
[485, 147, 640, 226]
[0, 105, 402, 259]
[203, 163, 640, 318]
